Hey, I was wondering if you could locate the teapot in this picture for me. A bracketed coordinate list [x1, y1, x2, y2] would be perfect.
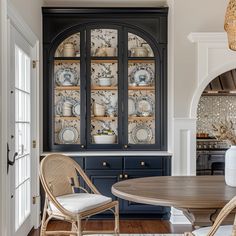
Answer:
[131, 47, 149, 57]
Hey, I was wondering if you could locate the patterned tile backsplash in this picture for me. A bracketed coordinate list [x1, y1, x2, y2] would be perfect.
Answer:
[197, 96, 236, 136]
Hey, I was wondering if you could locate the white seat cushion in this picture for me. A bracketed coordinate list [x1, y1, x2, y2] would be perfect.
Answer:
[192, 225, 233, 236]
[50, 193, 112, 214]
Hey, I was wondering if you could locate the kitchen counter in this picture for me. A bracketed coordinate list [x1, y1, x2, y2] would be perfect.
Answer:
[41, 151, 172, 157]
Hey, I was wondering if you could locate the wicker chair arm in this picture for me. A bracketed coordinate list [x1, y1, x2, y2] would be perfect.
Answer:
[185, 196, 236, 236]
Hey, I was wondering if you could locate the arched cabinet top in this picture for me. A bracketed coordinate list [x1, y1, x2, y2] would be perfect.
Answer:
[52, 25, 158, 59]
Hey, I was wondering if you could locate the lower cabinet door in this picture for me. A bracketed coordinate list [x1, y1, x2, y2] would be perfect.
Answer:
[121, 170, 170, 215]
[85, 170, 121, 201]
[85, 170, 122, 215]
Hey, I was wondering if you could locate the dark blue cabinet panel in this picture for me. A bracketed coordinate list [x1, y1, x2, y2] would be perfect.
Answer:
[121, 170, 167, 214]
[40, 155, 171, 219]
[124, 156, 163, 170]
[73, 156, 84, 168]
[85, 156, 171, 218]
[86, 170, 121, 201]
[85, 157, 122, 170]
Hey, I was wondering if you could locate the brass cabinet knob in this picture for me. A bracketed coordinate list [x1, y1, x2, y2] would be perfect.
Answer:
[124, 174, 128, 179]
[140, 161, 145, 166]
[102, 161, 107, 167]
[124, 144, 128, 149]
[119, 174, 123, 179]
[81, 144, 85, 148]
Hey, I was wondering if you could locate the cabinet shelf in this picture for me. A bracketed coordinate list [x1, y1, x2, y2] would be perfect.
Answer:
[128, 86, 155, 90]
[128, 116, 154, 121]
[91, 86, 117, 90]
[55, 86, 80, 90]
[91, 58, 118, 64]
[55, 116, 80, 120]
[92, 116, 117, 121]
[54, 57, 80, 64]
[128, 58, 155, 63]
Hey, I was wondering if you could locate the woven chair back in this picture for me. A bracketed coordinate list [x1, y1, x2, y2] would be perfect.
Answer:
[40, 154, 81, 197]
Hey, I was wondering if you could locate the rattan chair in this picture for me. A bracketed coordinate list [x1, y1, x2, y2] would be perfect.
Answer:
[39, 154, 119, 236]
[184, 196, 236, 236]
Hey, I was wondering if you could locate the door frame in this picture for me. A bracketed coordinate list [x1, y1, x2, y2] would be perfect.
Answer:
[0, 2, 40, 235]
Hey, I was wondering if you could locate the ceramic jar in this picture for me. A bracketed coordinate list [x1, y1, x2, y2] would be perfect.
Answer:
[131, 47, 149, 57]
[63, 43, 75, 57]
[63, 101, 72, 116]
[225, 145, 236, 187]
[94, 103, 105, 116]
[95, 47, 116, 57]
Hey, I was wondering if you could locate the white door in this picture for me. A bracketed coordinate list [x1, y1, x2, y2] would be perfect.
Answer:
[8, 24, 36, 236]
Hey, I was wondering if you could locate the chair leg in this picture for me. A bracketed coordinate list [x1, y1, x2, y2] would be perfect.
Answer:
[77, 216, 82, 236]
[70, 221, 77, 236]
[114, 202, 120, 236]
[40, 198, 49, 236]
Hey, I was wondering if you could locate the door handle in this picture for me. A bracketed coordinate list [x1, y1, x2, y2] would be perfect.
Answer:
[7, 143, 18, 174]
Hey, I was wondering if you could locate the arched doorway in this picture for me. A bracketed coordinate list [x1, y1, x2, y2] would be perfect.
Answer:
[196, 69, 236, 175]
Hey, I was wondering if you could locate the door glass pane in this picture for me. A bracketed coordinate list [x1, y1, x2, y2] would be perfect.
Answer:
[90, 29, 118, 144]
[128, 32, 154, 57]
[127, 33, 156, 144]
[15, 46, 31, 230]
[91, 29, 118, 57]
[54, 33, 81, 145]
[54, 33, 80, 57]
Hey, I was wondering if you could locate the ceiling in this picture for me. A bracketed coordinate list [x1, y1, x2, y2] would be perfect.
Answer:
[203, 69, 236, 95]
[43, 0, 167, 7]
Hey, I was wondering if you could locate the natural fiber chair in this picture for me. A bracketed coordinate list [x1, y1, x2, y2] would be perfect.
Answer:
[39, 154, 119, 236]
[184, 196, 236, 236]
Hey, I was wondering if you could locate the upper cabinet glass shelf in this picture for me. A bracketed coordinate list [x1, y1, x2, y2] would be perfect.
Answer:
[91, 29, 118, 57]
[128, 33, 154, 58]
[54, 33, 81, 58]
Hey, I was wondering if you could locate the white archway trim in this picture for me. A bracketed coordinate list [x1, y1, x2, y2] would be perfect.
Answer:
[188, 32, 236, 118]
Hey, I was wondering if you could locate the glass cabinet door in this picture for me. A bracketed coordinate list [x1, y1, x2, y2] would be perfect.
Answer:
[127, 32, 156, 147]
[53, 33, 82, 146]
[89, 28, 120, 147]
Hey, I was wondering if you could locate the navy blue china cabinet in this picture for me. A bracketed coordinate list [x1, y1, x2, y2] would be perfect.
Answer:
[42, 7, 171, 219]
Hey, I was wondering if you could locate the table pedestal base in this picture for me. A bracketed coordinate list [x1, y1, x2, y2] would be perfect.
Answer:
[179, 208, 235, 227]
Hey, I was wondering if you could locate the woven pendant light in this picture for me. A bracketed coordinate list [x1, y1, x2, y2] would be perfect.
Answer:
[225, 0, 236, 50]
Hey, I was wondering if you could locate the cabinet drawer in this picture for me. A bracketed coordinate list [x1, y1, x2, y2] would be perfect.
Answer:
[72, 157, 84, 168]
[85, 157, 122, 170]
[124, 156, 163, 169]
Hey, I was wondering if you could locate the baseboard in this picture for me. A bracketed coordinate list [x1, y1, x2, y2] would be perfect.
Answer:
[170, 208, 191, 225]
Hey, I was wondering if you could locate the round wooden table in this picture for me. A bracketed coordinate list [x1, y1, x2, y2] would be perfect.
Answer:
[112, 175, 236, 227]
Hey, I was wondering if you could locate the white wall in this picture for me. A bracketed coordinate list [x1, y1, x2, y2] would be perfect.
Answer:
[9, 0, 42, 38]
[173, 0, 228, 118]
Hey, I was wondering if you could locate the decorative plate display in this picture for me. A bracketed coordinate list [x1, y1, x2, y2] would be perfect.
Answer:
[131, 124, 152, 144]
[72, 102, 80, 116]
[55, 68, 79, 86]
[131, 67, 154, 86]
[59, 126, 79, 144]
[136, 96, 154, 117]
[128, 97, 136, 116]
[55, 97, 77, 116]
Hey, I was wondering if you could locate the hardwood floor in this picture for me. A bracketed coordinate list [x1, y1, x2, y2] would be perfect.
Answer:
[28, 220, 193, 236]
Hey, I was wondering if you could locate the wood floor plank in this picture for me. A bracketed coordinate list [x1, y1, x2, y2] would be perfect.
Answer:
[28, 220, 193, 236]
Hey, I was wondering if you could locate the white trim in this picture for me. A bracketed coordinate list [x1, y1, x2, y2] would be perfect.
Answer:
[31, 41, 41, 228]
[0, 1, 10, 235]
[172, 118, 197, 176]
[5, 1, 40, 233]
[188, 32, 236, 118]
[188, 32, 228, 43]
[170, 208, 191, 225]
[167, 0, 174, 154]
[7, 1, 37, 47]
